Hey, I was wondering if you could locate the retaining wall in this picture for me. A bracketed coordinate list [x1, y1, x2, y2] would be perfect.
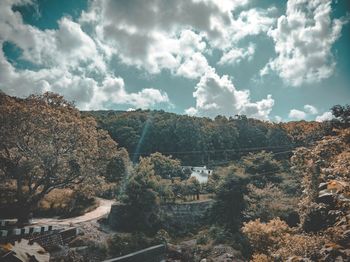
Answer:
[108, 200, 214, 232]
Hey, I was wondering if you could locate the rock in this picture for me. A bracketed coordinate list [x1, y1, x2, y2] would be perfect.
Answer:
[200, 259, 207, 262]
[317, 191, 336, 205]
[302, 204, 329, 232]
[341, 230, 350, 243]
[319, 182, 328, 190]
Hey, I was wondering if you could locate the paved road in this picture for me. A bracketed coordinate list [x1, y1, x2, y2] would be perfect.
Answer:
[32, 198, 115, 226]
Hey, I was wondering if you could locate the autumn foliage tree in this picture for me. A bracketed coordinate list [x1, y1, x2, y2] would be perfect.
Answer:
[0, 92, 121, 223]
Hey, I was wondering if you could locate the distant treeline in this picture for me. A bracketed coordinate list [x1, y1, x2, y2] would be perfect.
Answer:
[83, 110, 332, 165]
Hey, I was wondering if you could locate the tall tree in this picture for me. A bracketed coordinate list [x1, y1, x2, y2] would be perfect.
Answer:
[147, 152, 184, 180]
[331, 104, 350, 128]
[0, 93, 120, 223]
[120, 157, 161, 232]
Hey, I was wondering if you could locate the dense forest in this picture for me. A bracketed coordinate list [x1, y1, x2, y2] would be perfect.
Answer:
[83, 110, 332, 165]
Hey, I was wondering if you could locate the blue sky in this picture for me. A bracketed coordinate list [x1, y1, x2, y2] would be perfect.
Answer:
[0, 0, 349, 122]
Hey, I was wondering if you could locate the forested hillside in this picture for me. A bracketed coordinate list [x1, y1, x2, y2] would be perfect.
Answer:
[1, 92, 349, 261]
[83, 110, 332, 165]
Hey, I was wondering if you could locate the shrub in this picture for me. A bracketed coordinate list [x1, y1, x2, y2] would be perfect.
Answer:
[107, 232, 161, 257]
[242, 218, 326, 260]
[242, 218, 291, 254]
[251, 253, 272, 262]
[196, 232, 209, 245]
[36, 189, 97, 217]
[244, 183, 299, 223]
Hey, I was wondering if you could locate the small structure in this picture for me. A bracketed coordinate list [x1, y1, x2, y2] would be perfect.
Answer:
[182, 166, 213, 183]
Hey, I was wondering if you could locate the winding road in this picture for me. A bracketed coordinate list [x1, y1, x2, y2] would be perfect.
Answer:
[32, 198, 115, 226]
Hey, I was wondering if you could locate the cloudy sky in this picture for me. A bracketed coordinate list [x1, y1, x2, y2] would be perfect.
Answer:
[0, 0, 349, 122]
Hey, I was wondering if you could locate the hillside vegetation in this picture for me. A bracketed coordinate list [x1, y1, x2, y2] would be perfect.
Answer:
[83, 110, 332, 165]
[1, 92, 349, 261]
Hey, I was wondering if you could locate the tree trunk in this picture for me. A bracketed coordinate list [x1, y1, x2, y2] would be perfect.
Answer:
[16, 203, 33, 226]
[17, 208, 31, 226]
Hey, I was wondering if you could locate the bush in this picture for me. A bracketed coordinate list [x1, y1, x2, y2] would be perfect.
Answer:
[36, 189, 97, 218]
[244, 183, 299, 223]
[196, 231, 209, 245]
[242, 218, 290, 254]
[107, 232, 161, 257]
[242, 218, 326, 260]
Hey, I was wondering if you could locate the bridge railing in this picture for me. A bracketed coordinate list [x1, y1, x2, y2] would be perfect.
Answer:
[103, 244, 166, 262]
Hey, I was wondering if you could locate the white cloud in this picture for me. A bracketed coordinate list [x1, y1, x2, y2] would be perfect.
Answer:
[262, 0, 348, 86]
[185, 107, 198, 116]
[218, 43, 255, 65]
[0, 1, 105, 72]
[186, 70, 274, 119]
[304, 104, 318, 114]
[0, 50, 170, 110]
[91, 76, 170, 109]
[289, 109, 307, 120]
[316, 111, 333, 122]
[0, 0, 171, 110]
[274, 115, 283, 122]
[81, 0, 275, 75]
[176, 52, 211, 79]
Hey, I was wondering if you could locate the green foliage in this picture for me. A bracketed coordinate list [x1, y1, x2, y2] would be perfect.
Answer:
[243, 183, 299, 223]
[105, 148, 130, 183]
[196, 231, 210, 245]
[84, 110, 301, 165]
[331, 104, 350, 128]
[122, 157, 159, 204]
[187, 177, 202, 200]
[119, 157, 161, 232]
[208, 225, 234, 244]
[242, 151, 282, 187]
[107, 232, 160, 257]
[211, 171, 247, 231]
[147, 152, 184, 180]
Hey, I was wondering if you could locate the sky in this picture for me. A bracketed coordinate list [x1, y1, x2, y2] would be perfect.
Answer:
[0, 0, 349, 122]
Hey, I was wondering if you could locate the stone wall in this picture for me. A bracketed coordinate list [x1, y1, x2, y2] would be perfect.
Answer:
[108, 200, 214, 233]
[160, 200, 214, 232]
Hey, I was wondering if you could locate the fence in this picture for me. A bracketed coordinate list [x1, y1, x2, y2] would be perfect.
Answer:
[103, 244, 166, 262]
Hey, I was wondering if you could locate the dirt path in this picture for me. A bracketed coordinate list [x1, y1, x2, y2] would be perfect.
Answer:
[32, 198, 115, 226]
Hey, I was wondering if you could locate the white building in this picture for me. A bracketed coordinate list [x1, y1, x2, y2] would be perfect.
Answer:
[182, 166, 213, 183]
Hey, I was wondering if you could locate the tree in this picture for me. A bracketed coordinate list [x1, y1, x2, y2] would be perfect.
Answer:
[0, 93, 120, 223]
[170, 178, 186, 201]
[211, 171, 248, 231]
[147, 152, 184, 180]
[242, 151, 282, 187]
[120, 157, 161, 232]
[331, 104, 350, 128]
[243, 183, 298, 224]
[187, 177, 201, 200]
[105, 148, 130, 183]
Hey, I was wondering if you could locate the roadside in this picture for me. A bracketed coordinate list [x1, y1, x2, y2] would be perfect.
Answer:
[32, 198, 115, 226]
